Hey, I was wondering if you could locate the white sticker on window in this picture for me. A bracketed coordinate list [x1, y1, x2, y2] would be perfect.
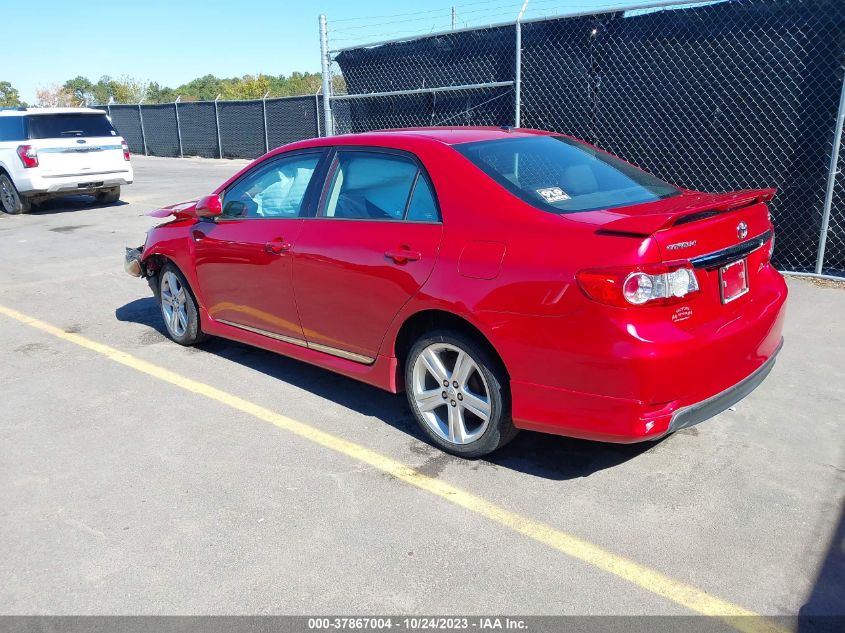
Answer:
[536, 187, 571, 203]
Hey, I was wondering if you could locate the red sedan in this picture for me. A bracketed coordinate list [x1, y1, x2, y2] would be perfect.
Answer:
[125, 127, 787, 457]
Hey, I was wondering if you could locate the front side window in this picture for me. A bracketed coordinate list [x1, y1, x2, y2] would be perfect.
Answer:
[455, 135, 679, 214]
[322, 151, 435, 221]
[27, 113, 117, 139]
[222, 153, 320, 219]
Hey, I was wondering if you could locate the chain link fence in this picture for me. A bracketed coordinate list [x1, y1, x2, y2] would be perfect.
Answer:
[101, 93, 323, 161]
[99, 0, 845, 278]
[324, 0, 845, 277]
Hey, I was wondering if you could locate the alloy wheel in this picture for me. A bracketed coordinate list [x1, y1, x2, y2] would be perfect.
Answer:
[411, 342, 492, 445]
[160, 270, 189, 338]
[0, 176, 17, 213]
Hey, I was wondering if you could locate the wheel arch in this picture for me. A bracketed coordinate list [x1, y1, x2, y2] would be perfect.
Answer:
[392, 309, 510, 384]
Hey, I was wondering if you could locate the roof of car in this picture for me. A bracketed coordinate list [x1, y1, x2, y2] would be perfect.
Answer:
[354, 126, 555, 145]
[0, 107, 107, 117]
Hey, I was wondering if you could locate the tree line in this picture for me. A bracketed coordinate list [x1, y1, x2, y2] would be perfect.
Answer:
[1, 73, 327, 108]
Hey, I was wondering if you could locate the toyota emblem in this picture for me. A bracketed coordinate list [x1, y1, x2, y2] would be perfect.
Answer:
[737, 221, 748, 240]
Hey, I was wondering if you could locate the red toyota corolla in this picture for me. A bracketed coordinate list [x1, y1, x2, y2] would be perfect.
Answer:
[125, 127, 787, 457]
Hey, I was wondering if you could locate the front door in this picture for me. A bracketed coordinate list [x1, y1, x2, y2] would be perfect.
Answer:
[293, 148, 443, 362]
[193, 150, 325, 343]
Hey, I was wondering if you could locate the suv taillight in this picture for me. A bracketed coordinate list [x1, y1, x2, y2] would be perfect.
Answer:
[122, 141, 130, 161]
[577, 263, 700, 308]
[17, 145, 38, 168]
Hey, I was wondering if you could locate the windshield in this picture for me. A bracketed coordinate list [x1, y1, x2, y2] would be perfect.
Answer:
[455, 135, 680, 213]
[27, 113, 118, 139]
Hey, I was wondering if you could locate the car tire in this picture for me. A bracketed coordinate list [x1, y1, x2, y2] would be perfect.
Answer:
[0, 173, 31, 215]
[155, 263, 208, 346]
[95, 186, 121, 205]
[405, 329, 518, 458]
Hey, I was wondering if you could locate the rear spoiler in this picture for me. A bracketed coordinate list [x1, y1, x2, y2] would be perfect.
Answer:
[600, 188, 776, 237]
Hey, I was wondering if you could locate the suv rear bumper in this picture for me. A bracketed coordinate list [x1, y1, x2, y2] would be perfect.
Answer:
[16, 169, 133, 195]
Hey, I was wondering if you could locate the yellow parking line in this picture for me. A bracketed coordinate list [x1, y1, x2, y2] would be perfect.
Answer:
[0, 303, 785, 633]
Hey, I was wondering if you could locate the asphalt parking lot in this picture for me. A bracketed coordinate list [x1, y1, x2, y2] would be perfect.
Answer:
[1, 156, 843, 623]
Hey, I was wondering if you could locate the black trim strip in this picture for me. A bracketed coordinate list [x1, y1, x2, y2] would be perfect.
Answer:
[662, 338, 783, 437]
[689, 229, 772, 270]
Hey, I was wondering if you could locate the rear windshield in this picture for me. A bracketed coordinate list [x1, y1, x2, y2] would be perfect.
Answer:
[26, 113, 117, 140]
[455, 135, 679, 213]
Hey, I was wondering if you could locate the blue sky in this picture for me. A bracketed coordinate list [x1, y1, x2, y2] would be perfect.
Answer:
[7, 0, 660, 103]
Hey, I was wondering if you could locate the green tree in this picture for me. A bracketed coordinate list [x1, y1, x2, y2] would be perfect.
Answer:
[178, 74, 224, 101]
[63, 76, 95, 105]
[0, 81, 25, 107]
[146, 82, 177, 103]
[221, 74, 272, 100]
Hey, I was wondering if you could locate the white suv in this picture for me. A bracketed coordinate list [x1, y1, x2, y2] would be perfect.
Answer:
[0, 107, 134, 214]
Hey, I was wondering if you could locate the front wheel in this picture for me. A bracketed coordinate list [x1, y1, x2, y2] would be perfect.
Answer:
[0, 174, 31, 214]
[156, 264, 207, 346]
[405, 330, 517, 458]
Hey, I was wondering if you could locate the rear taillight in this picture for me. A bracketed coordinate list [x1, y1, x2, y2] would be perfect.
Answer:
[122, 140, 130, 161]
[577, 263, 700, 308]
[16, 145, 38, 168]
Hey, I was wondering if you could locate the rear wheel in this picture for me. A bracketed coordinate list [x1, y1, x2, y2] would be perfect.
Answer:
[0, 174, 31, 215]
[406, 330, 517, 458]
[95, 186, 121, 205]
[157, 264, 207, 346]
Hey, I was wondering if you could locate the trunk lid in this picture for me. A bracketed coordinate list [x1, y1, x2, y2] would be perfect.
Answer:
[571, 188, 774, 261]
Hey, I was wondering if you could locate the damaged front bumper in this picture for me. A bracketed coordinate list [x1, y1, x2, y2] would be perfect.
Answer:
[124, 246, 145, 277]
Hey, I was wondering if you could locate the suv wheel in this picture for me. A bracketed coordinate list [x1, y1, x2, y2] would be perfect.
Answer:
[95, 186, 121, 205]
[0, 174, 31, 215]
[405, 330, 518, 458]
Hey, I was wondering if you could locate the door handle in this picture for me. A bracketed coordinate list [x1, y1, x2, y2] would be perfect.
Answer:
[384, 247, 422, 264]
[265, 238, 292, 254]
[192, 230, 206, 241]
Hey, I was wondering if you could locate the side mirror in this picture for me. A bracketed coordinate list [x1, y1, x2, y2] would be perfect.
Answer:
[195, 194, 223, 218]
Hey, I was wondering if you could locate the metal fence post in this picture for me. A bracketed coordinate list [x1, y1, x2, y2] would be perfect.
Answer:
[315, 87, 322, 137]
[319, 14, 335, 136]
[514, 1, 530, 128]
[138, 99, 148, 156]
[174, 96, 184, 158]
[262, 91, 270, 153]
[214, 94, 223, 159]
[815, 70, 845, 274]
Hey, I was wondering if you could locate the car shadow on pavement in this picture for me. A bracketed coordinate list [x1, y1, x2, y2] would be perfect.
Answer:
[116, 297, 657, 481]
[798, 501, 845, 632]
[30, 195, 128, 215]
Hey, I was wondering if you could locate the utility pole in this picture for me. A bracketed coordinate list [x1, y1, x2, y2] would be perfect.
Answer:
[451, 7, 457, 30]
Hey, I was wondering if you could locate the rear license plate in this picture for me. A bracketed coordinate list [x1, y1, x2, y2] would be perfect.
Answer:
[719, 258, 748, 303]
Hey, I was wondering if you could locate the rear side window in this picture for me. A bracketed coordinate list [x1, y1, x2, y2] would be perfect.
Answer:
[322, 150, 440, 222]
[27, 114, 117, 139]
[455, 135, 679, 213]
[0, 117, 26, 142]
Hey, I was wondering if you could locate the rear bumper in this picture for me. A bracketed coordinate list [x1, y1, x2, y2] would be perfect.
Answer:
[658, 337, 782, 438]
[509, 270, 787, 442]
[16, 168, 133, 195]
[512, 337, 782, 443]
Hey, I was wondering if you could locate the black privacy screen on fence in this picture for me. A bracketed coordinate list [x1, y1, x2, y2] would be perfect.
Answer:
[107, 95, 322, 161]
[102, 0, 845, 275]
[332, 0, 845, 275]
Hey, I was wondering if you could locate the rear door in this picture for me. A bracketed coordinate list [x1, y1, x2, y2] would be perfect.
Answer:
[292, 148, 443, 363]
[25, 112, 125, 177]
